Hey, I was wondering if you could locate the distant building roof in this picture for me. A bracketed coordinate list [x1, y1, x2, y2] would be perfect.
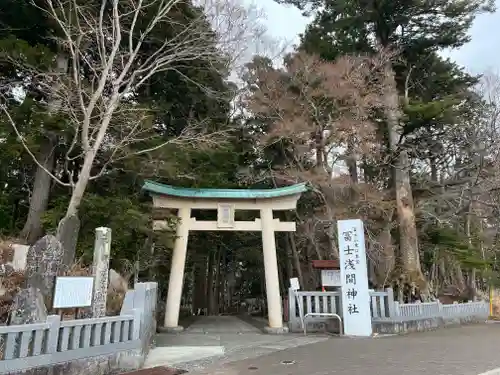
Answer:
[142, 180, 307, 199]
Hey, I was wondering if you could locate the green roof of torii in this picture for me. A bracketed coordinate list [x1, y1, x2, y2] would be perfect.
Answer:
[142, 180, 308, 199]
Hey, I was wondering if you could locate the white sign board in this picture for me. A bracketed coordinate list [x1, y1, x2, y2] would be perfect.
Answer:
[53, 276, 94, 309]
[321, 270, 341, 287]
[217, 204, 235, 228]
[338, 219, 372, 337]
[290, 277, 300, 291]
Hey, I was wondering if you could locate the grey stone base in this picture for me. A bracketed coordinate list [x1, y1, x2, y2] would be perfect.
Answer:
[158, 326, 184, 334]
[372, 315, 488, 335]
[7, 349, 144, 375]
[264, 326, 289, 334]
[289, 315, 488, 335]
[288, 318, 341, 334]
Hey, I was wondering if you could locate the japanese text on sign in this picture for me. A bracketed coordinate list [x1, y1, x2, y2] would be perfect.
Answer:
[342, 227, 361, 315]
[338, 219, 372, 336]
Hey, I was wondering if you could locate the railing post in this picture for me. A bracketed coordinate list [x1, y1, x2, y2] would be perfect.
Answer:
[385, 288, 395, 317]
[393, 301, 400, 317]
[288, 288, 297, 330]
[131, 309, 142, 341]
[437, 301, 443, 317]
[152, 282, 158, 333]
[133, 283, 148, 311]
[288, 288, 295, 318]
[46, 315, 61, 354]
[120, 290, 135, 316]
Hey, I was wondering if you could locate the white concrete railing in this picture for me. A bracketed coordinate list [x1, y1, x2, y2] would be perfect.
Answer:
[442, 301, 489, 317]
[0, 313, 141, 374]
[287, 288, 393, 332]
[394, 301, 441, 318]
[394, 300, 489, 319]
[287, 287, 489, 332]
[370, 290, 396, 318]
[288, 289, 393, 318]
[0, 282, 157, 374]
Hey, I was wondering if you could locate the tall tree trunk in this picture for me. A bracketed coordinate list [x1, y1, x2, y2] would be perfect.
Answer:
[148, 240, 156, 280]
[452, 257, 465, 292]
[214, 251, 220, 314]
[193, 255, 208, 314]
[287, 233, 304, 288]
[383, 63, 426, 293]
[207, 251, 215, 315]
[20, 54, 68, 244]
[346, 142, 359, 196]
[278, 250, 286, 296]
[315, 129, 325, 170]
[451, 208, 466, 293]
[20, 137, 56, 244]
[217, 247, 225, 314]
[464, 203, 476, 299]
[430, 157, 458, 296]
[375, 219, 395, 287]
[260, 266, 266, 317]
[395, 149, 424, 286]
[346, 155, 358, 183]
[285, 248, 293, 283]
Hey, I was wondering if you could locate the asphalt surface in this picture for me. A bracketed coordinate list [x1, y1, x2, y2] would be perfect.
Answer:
[151, 316, 330, 371]
[190, 323, 500, 375]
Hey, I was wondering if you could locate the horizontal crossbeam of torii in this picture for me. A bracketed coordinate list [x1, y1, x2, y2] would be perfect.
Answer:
[142, 180, 307, 334]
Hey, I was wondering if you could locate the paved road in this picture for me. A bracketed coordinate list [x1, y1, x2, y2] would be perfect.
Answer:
[190, 324, 500, 375]
[149, 316, 329, 370]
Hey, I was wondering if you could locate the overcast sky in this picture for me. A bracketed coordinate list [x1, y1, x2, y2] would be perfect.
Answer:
[253, 0, 500, 74]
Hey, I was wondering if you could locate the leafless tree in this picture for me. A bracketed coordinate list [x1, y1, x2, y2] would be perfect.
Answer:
[1, 0, 276, 225]
[243, 50, 395, 287]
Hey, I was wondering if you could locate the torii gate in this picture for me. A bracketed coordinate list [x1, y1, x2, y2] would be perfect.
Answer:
[142, 180, 307, 333]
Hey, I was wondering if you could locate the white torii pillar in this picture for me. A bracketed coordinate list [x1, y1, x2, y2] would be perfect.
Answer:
[260, 207, 285, 332]
[163, 207, 191, 332]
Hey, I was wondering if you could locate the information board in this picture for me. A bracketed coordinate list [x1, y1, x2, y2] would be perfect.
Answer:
[321, 269, 341, 287]
[290, 277, 300, 291]
[338, 219, 372, 337]
[53, 276, 94, 309]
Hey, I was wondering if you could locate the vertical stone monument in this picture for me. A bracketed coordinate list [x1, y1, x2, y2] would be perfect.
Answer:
[24, 235, 64, 302]
[15, 235, 64, 322]
[91, 227, 111, 317]
[57, 214, 81, 267]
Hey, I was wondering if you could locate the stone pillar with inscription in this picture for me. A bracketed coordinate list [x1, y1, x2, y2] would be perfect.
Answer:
[338, 219, 372, 337]
[24, 235, 65, 308]
[91, 227, 111, 318]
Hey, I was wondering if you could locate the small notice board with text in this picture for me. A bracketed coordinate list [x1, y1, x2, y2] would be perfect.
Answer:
[53, 276, 94, 310]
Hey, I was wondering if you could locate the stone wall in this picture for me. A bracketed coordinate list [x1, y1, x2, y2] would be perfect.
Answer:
[372, 315, 487, 335]
[6, 350, 144, 375]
